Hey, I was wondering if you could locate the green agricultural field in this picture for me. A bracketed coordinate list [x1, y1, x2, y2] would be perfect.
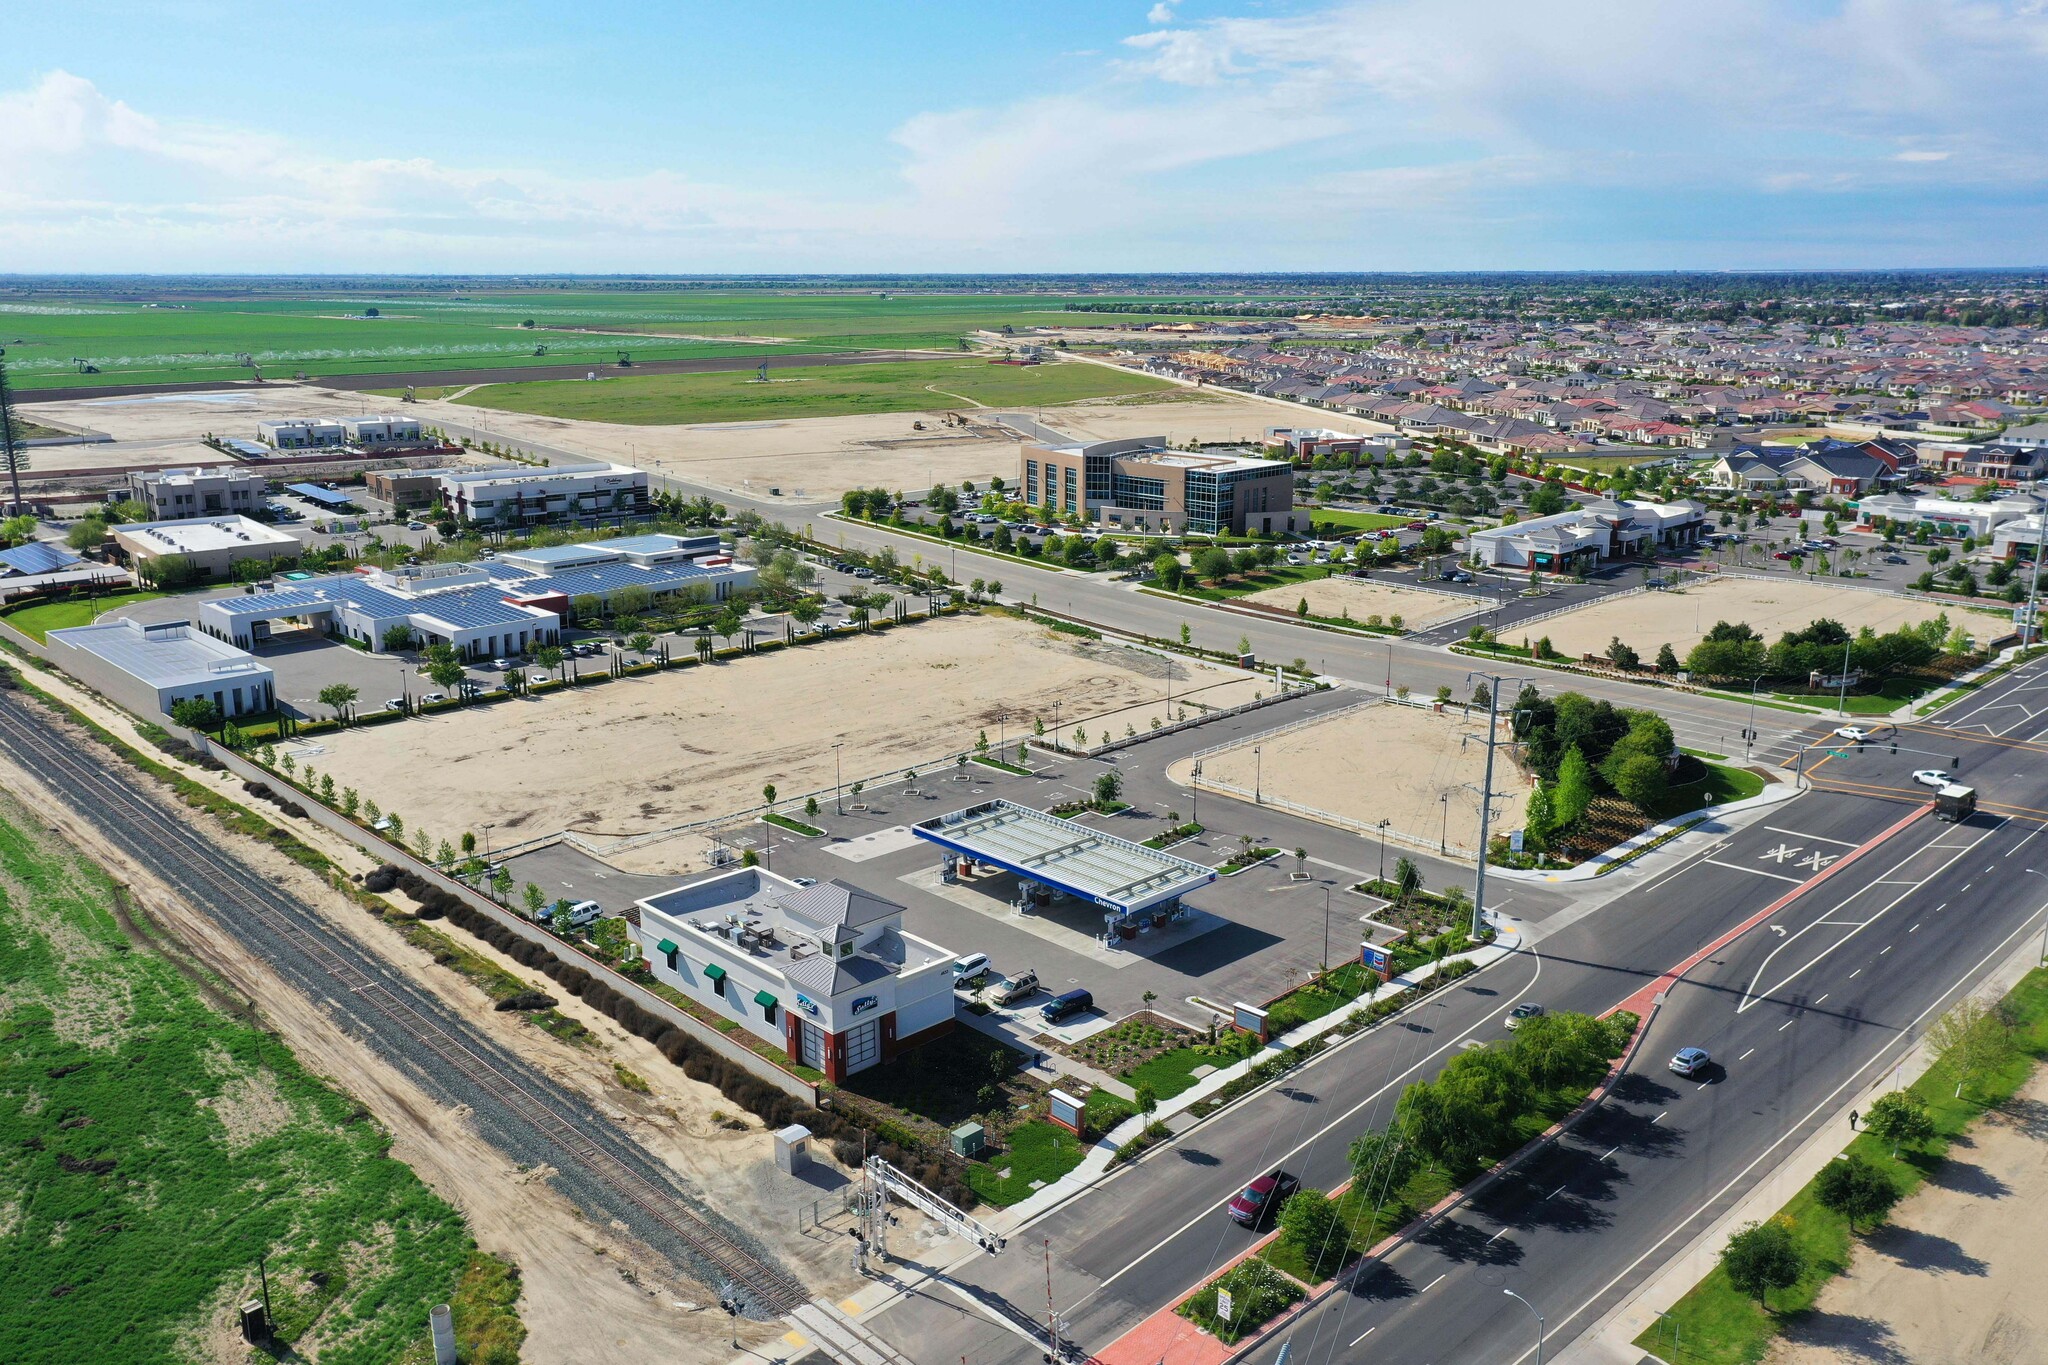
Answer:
[452, 357, 1177, 425]
[0, 795, 521, 1365]
[0, 289, 1232, 391]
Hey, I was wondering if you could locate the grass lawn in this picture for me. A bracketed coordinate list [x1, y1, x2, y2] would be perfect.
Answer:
[453, 357, 1176, 425]
[1640, 967, 2048, 1365]
[1265, 962, 1375, 1033]
[1122, 1047, 1215, 1101]
[5, 590, 165, 642]
[1303, 508, 1408, 533]
[1774, 674, 1940, 716]
[1656, 760, 1766, 818]
[964, 1119, 1087, 1206]
[0, 795, 523, 1365]
[1179, 1260, 1305, 1344]
[762, 811, 823, 836]
[973, 755, 1032, 776]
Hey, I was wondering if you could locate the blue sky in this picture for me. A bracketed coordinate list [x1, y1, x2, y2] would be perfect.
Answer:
[5, 0, 2046, 272]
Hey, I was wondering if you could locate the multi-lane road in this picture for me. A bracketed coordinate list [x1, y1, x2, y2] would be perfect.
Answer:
[428, 414, 2048, 1364]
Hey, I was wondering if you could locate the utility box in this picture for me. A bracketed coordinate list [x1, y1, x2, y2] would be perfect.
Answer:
[239, 1301, 270, 1345]
[774, 1124, 812, 1175]
[951, 1122, 986, 1158]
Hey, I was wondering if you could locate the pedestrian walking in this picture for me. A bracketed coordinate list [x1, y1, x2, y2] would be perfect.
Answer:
[1849, 1108, 1859, 1131]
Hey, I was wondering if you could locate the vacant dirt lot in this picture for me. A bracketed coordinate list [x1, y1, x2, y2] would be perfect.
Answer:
[20, 383, 385, 444]
[1770, 1066, 2048, 1365]
[1168, 699, 1529, 858]
[307, 613, 1262, 859]
[1238, 577, 1479, 630]
[1528, 577, 1964, 662]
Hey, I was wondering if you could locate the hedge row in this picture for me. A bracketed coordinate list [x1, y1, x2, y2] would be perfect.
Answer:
[369, 864, 978, 1208]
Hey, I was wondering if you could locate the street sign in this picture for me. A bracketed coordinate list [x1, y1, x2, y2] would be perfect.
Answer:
[1216, 1288, 1234, 1322]
[1509, 829, 1525, 854]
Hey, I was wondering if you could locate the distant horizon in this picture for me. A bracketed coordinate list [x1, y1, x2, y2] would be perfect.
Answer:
[7, 2, 2048, 273]
[7, 269, 2048, 283]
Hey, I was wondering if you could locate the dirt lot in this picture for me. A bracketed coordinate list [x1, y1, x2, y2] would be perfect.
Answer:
[1169, 699, 1530, 856]
[1770, 1066, 2048, 1365]
[20, 384, 387, 443]
[1526, 577, 1965, 662]
[306, 613, 1264, 864]
[414, 375, 1353, 499]
[1238, 577, 1480, 630]
[0, 699, 870, 1363]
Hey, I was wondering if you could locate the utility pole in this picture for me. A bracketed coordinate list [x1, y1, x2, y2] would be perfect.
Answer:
[1467, 671, 1523, 942]
[2026, 492, 2048, 648]
[0, 357, 26, 516]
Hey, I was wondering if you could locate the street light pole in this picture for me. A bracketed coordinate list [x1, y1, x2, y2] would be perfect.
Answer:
[832, 741, 844, 815]
[1377, 818, 1390, 885]
[1747, 675, 1764, 761]
[1503, 1289, 1546, 1365]
[1191, 760, 1202, 829]
[1321, 885, 1331, 975]
[1253, 745, 1263, 806]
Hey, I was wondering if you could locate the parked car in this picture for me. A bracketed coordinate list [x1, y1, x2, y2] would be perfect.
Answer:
[491, 656, 512, 669]
[1772, 551, 1794, 560]
[1040, 989, 1093, 1025]
[422, 691, 446, 704]
[1227, 1169, 1300, 1227]
[559, 899, 603, 929]
[384, 697, 406, 711]
[993, 970, 1040, 1006]
[951, 953, 991, 987]
[1669, 1046, 1712, 1078]
[406, 520, 426, 530]
[1506, 1002, 1545, 1030]
[1913, 768, 1951, 788]
[529, 671, 549, 685]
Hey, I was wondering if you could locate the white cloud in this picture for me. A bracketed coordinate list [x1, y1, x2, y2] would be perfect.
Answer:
[1147, 0, 1179, 23]
[1894, 150, 1952, 162]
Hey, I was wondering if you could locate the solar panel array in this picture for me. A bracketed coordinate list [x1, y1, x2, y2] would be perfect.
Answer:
[0, 541, 81, 576]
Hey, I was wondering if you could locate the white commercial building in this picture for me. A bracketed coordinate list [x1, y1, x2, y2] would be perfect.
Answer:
[1466, 498, 1705, 571]
[341, 415, 424, 447]
[1857, 492, 2039, 541]
[634, 869, 955, 1082]
[112, 516, 302, 582]
[1991, 513, 2048, 562]
[46, 618, 276, 723]
[197, 533, 752, 658]
[257, 419, 346, 450]
[438, 462, 649, 528]
[126, 466, 266, 521]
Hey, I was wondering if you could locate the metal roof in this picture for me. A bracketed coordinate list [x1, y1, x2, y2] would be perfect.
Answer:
[48, 620, 272, 690]
[914, 800, 1214, 915]
[286, 483, 354, 507]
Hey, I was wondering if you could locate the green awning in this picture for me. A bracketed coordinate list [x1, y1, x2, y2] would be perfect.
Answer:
[655, 938, 678, 955]
[702, 963, 727, 981]
[754, 989, 779, 1010]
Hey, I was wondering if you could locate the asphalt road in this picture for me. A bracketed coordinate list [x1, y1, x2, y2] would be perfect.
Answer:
[853, 655, 2048, 1365]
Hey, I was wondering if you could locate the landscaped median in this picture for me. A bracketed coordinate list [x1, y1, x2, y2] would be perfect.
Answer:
[1154, 1009, 1642, 1358]
[1636, 967, 2048, 1365]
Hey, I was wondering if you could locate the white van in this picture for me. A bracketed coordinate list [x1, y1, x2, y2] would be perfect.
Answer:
[952, 953, 991, 987]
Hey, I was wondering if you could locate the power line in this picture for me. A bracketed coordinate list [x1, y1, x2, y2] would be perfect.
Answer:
[0, 357, 28, 515]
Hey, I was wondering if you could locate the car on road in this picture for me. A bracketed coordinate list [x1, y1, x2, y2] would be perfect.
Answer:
[1228, 1169, 1300, 1227]
[1834, 726, 1870, 741]
[992, 970, 1039, 1006]
[407, 520, 426, 530]
[491, 656, 512, 670]
[1506, 1002, 1545, 1030]
[1669, 1046, 1712, 1078]
[1883, 554, 1908, 564]
[1913, 768, 1951, 788]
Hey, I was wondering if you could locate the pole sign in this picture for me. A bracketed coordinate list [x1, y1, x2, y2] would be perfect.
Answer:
[1361, 942, 1393, 981]
[1509, 829, 1525, 854]
[1215, 1288, 1234, 1322]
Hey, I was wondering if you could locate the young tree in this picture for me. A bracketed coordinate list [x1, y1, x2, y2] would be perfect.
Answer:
[1720, 1219, 1805, 1310]
[1814, 1155, 1900, 1234]
[1134, 1082, 1158, 1117]
[1391, 856, 1422, 898]
[1195, 546, 1234, 582]
[1862, 1091, 1936, 1158]
[1605, 636, 1640, 670]
[1276, 1188, 1348, 1279]
[1154, 554, 1184, 591]
[1928, 997, 2016, 1097]
[1553, 745, 1595, 828]
[1610, 751, 1668, 813]
[316, 682, 360, 723]
[762, 782, 777, 813]
[523, 883, 547, 918]
[382, 624, 416, 652]
[170, 697, 221, 731]
[461, 830, 478, 857]
[1655, 642, 1680, 675]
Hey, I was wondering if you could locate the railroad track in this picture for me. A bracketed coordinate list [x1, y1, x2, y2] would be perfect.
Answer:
[0, 695, 810, 1318]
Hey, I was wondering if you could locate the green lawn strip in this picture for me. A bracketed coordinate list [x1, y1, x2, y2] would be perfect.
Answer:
[1681, 746, 1732, 762]
[1170, 563, 1338, 602]
[762, 811, 823, 836]
[1141, 821, 1204, 850]
[5, 590, 167, 641]
[0, 797, 520, 1365]
[1655, 761, 1766, 819]
[972, 755, 1032, 776]
[1265, 962, 1376, 1034]
[1592, 816, 1712, 877]
[1121, 1047, 1213, 1101]
[825, 511, 1065, 573]
[453, 357, 1176, 425]
[1302, 508, 1409, 533]
[1639, 967, 2048, 1365]
[963, 1119, 1088, 1206]
[1698, 689, 1826, 714]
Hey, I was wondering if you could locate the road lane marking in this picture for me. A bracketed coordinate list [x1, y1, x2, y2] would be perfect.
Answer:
[1600, 1146, 1619, 1161]
[1653, 1111, 1666, 1124]
[1737, 825, 1992, 1013]
[1766, 827, 1860, 846]
[1350, 1326, 1377, 1347]
[1814, 994, 1828, 1004]
[1850, 969, 1861, 978]
[1508, 905, 2048, 1365]
[1546, 1184, 1567, 1200]
[1779, 1019, 1796, 1031]
[1082, 947, 1545, 1296]
[1706, 858, 1806, 884]
[1910, 923, 1920, 933]
[1486, 1227, 1511, 1244]
[1739, 1048, 1755, 1059]
[1881, 945, 1893, 954]
[1423, 1273, 1445, 1293]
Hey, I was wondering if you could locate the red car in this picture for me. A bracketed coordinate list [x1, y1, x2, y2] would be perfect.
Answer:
[1772, 550, 1794, 560]
[1406, 520, 1428, 531]
[1227, 1169, 1300, 1227]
